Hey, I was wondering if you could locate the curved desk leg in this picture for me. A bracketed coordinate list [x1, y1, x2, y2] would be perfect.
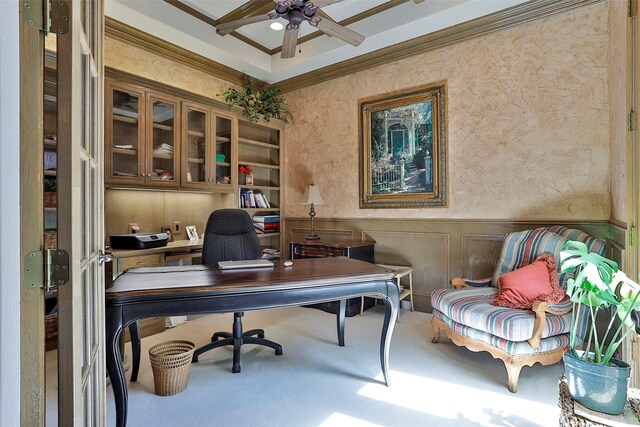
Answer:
[380, 283, 399, 387]
[105, 306, 127, 427]
[337, 299, 346, 347]
[129, 321, 141, 382]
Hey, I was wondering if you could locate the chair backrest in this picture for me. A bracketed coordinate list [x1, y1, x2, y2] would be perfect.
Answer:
[201, 209, 262, 265]
[490, 226, 605, 288]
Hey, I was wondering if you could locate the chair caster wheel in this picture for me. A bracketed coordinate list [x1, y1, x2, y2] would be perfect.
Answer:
[232, 366, 241, 373]
[258, 333, 265, 339]
[192, 355, 199, 363]
[276, 348, 283, 356]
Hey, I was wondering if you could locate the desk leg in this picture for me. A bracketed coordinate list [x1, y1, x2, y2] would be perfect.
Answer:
[380, 283, 399, 387]
[337, 299, 346, 347]
[106, 307, 127, 427]
[129, 321, 141, 382]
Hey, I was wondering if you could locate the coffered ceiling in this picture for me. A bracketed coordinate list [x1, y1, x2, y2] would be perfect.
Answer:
[105, 0, 535, 85]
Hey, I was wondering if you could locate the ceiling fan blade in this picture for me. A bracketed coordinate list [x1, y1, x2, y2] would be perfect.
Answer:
[316, 19, 364, 47]
[216, 14, 274, 36]
[312, 0, 344, 8]
[281, 27, 300, 59]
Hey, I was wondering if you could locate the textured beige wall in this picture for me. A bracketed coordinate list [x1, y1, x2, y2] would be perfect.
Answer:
[105, 38, 241, 101]
[608, 0, 628, 223]
[283, 2, 613, 221]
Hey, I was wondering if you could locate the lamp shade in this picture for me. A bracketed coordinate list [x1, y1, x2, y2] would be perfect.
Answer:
[302, 185, 325, 205]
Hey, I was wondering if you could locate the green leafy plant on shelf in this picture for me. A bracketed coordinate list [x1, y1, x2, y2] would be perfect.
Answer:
[222, 82, 288, 123]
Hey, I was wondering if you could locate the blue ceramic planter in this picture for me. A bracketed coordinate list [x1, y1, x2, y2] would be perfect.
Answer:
[563, 351, 631, 415]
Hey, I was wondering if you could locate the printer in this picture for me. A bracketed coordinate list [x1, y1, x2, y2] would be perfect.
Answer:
[110, 232, 169, 250]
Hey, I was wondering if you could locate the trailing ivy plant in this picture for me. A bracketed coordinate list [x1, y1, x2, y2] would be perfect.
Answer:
[222, 82, 288, 123]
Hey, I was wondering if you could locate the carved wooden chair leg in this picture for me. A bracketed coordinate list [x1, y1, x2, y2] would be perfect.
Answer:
[504, 359, 524, 393]
[431, 317, 441, 343]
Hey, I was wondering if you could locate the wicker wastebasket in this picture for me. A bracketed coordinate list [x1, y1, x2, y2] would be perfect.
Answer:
[148, 340, 196, 396]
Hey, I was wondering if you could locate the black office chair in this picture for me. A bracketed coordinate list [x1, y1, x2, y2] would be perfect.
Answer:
[192, 209, 283, 373]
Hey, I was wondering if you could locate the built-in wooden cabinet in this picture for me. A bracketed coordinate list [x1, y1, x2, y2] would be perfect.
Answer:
[181, 102, 235, 191]
[44, 51, 59, 350]
[105, 74, 285, 258]
[105, 81, 181, 188]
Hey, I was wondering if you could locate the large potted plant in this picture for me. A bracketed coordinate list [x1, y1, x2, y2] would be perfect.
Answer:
[560, 240, 640, 414]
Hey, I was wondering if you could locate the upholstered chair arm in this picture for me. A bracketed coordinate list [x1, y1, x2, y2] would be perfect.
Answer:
[450, 277, 492, 289]
[528, 297, 572, 350]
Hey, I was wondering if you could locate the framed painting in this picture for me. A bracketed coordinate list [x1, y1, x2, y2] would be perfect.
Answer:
[359, 83, 447, 208]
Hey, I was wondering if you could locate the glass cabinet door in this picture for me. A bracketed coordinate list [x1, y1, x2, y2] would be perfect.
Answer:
[182, 104, 209, 188]
[147, 94, 179, 187]
[106, 83, 144, 184]
[214, 114, 233, 188]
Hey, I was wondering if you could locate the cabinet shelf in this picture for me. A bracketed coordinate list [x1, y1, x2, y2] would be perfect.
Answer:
[217, 136, 231, 144]
[257, 232, 280, 239]
[44, 170, 57, 177]
[216, 161, 231, 166]
[239, 137, 279, 150]
[187, 130, 205, 138]
[238, 185, 280, 191]
[240, 161, 279, 170]
[113, 148, 138, 156]
[153, 123, 173, 132]
[242, 208, 280, 213]
[187, 157, 204, 164]
[113, 115, 138, 124]
[152, 153, 173, 160]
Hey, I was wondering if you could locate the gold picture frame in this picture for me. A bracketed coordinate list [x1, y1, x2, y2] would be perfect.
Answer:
[359, 82, 447, 208]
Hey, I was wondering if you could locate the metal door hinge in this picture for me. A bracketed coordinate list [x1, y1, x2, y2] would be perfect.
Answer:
[630, 111, 637, 132]
[631, 225, 637, 247]
[23, 0, 70, 35]
[24, 249, 70, 292]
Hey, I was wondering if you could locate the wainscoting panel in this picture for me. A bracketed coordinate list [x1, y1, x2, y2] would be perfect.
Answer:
[363, 230, 450, 313]
[283, 218, 626, 313]
[460, 234, 504, 280]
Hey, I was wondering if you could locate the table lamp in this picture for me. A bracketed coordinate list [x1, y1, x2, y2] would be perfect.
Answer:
[302, 184, 325, 240]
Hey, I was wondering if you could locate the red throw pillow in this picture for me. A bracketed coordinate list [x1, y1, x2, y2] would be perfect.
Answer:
[492, 253, 565, 309]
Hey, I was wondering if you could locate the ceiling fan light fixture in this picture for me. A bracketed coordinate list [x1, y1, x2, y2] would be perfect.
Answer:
[270, 22, 284, 31]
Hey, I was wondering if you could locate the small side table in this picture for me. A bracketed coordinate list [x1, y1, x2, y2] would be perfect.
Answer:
[559, 374, 640, 426]
[361, 264, 414, 320]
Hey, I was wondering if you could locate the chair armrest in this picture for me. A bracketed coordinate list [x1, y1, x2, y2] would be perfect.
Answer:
[450, 277, 492, 289]
[528, 298, 572, 349]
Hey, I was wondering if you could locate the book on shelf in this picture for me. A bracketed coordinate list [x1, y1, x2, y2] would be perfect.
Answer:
[261, 247, 280, 260]
[254, 222, 279, 232]
[252, 214, 279, 223]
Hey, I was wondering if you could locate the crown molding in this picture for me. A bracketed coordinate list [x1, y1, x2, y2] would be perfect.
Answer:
[275, 0, 605, 93]
[105, 0, 603, 94]
[104, 16, 269, 90]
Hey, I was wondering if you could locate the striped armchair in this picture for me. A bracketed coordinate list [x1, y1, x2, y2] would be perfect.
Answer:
[430, 226, 605, 392]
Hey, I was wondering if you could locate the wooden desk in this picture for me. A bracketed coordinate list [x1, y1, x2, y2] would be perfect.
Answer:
[106, 257, 398, 427]
[107, 239, 204, 340]
[290, 239, 376, 316]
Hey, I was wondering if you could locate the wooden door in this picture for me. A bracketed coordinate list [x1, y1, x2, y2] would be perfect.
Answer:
[105, 80, 146, 186]
[181, 102, 211, 189]
[57, 0, 106, 424]
[146, 92, 180, 188]
[212, 111, 235, 191]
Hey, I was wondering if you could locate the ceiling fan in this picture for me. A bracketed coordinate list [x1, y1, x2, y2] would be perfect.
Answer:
[216, 0, 425, 59]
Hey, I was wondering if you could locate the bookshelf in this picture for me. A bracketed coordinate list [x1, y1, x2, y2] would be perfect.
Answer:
[237, 120, 283, 260]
